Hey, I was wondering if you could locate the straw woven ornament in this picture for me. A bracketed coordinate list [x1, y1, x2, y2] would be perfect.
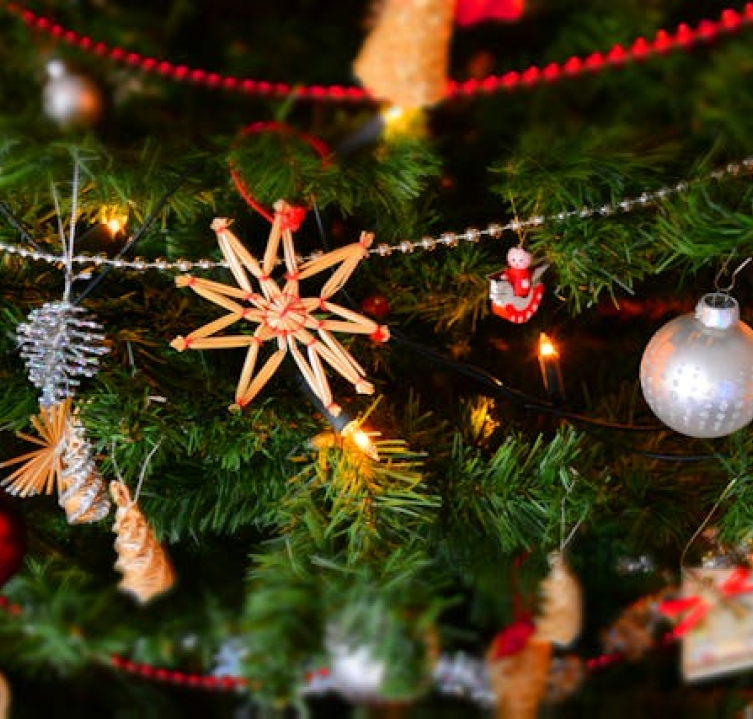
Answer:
[110, 480, 174, 604]
[487, 637, 552, 719]
[171, 201, 389, 416]
[353, 0, 454, 108]
[536, 552, 583, 648]
[0, 399, 109, 524]
[0, 669, 9, 719]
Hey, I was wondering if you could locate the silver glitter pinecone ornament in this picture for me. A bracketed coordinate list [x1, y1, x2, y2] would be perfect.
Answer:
[640, 293, 753, 438]
[43, 59, 103, 129]
[17, 301, 109, 407]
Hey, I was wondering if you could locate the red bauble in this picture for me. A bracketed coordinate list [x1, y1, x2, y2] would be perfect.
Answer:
[0, 495, 25, 588]
[361, 294, 391, 319]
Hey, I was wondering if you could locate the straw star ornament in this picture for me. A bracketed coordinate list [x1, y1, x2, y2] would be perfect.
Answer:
[171, 201, 389, 415]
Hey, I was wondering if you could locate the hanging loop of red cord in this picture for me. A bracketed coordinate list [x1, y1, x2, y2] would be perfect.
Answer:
[229, 121, 330, 229]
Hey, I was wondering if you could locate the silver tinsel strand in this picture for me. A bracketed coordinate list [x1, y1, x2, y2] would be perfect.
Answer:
[432, 653, 496, 708]
[301, 651, 495, 707]
[59, 418, 110, 524]
[17, 300, 109, 407]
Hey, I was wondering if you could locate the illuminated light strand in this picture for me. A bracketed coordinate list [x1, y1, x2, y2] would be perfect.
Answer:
[2, 155, 751, 273]
[6, 2, 753, 102]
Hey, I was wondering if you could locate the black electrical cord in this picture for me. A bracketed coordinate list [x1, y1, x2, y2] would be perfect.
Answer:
[310, 203, 721, 462]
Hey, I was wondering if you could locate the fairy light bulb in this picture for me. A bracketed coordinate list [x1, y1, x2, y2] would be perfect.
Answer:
[381, 104, 427, 139]
[538, 333, 565, 403]
[341, 420, 380, 461]
[106, 217, 124, 236]
[539, 333, 557, 358]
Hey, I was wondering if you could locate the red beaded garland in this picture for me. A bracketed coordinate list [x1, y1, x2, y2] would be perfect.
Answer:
[6, 2, 752, 103]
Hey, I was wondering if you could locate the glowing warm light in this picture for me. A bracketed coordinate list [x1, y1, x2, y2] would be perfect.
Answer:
[538, 332, 565, 402]
[99, 206, 127, 237]
[341, 420, 380, 461]
[538, 333, 558, 358]
[381, 105, 427, 140]
[106, 217, 124, 236]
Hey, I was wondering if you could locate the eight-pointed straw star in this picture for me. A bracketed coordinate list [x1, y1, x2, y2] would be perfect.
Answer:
[170, 201, 389, 416]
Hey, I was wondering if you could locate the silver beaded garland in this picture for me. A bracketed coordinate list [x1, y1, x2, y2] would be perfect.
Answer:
[17, 300, 109, 407]
[640, 293, 753, 438]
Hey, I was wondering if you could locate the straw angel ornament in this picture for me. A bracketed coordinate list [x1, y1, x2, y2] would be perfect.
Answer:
[171, 201, 389, 416]
[110, 444, 174, 604]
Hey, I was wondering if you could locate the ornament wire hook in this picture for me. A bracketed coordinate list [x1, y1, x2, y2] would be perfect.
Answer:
[714, 256, 752, 294]
[679, 476, 738, 570]
[559, 472, 587, 552]
[110, 440, 162, 505]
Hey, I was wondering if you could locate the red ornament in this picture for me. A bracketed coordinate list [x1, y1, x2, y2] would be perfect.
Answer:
[488, 247, 548, 324]
[455, 0, 526, 26]
[489, 616, 536, 659]
[0, 494, 25, 588]
[361, 294, 391, 319]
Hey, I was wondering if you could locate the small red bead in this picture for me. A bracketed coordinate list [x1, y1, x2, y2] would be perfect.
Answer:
[563, 56, 582, 73]
[584, 52, 604, 69]
[521, 66, 540, 83]
[542, 62, 560, 81]
[721, 8, 742, 28]
[675, 24, 695, 44]
[653, 29, 673, 51]
[499, 71, 518, 88]
[631, 37, 650, 57]
[607, 45, 626, 63]
[697, 19, 717, 39]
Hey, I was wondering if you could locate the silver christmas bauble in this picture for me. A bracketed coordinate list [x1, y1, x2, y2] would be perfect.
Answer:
[43, 60, 103, 128]
[640, 293, 753, 438]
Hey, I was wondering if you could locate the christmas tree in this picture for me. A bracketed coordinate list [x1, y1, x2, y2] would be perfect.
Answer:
[2, 0, 753, 716]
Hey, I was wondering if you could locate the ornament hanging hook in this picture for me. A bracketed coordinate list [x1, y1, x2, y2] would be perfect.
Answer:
[110, 439, 162, 505]
[714, 256, 752, 294]
[559, 470, 587, 553]
[679, 476, 738, 570]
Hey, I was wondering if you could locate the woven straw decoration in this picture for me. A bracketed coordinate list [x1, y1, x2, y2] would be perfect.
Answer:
[536, 551, 582, 648]
[487, 637, 552, 719]
[0, 399, 110, 524]
[110, 480, 174, 604]
[353, 0, 454, 108]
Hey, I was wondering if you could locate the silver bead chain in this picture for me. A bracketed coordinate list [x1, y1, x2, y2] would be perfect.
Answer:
[1, 157, 751, 273]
